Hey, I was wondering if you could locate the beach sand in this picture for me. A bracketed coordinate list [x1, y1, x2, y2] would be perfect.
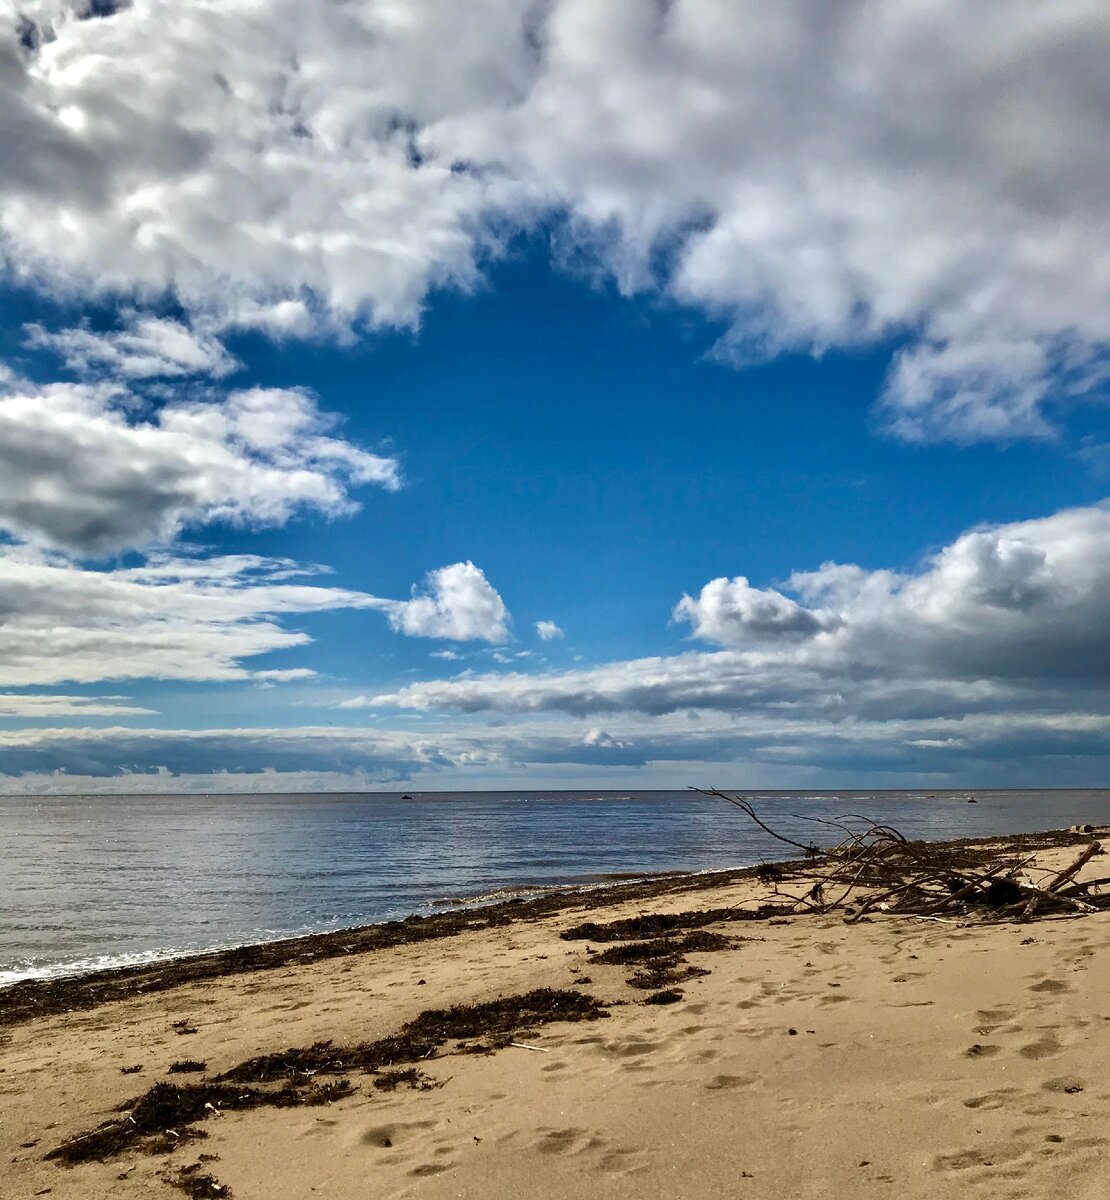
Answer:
[4, 830, 1110, 1199]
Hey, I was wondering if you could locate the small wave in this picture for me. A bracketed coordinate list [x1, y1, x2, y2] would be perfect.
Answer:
[0, 946, 187, 987]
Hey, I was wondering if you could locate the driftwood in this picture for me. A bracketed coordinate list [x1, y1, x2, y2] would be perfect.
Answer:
[696, 788, 1107, 923]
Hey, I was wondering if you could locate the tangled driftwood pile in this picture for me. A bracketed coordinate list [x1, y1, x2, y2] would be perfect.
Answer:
[697, 788, 1108, 923]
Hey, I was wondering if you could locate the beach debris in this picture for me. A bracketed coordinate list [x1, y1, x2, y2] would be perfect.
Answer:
[120, 1064, 144, 1074]
[585, 931, 731, 990]
[168, 1061, 208, 1075]
[171, 1020, 198, 1036]
[163, 1163, 230, 1198]
[562, 906, 786, 943]
[46, 988, 607, 1196]
[696, 788, 1108, 924]
[372, 1068, 441, 1091]
[643, 989, 684, 1005]
[509, 1041, 550, 1052]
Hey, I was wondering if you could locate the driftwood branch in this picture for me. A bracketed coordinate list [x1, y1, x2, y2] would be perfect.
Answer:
[694, 787, 1106, 924]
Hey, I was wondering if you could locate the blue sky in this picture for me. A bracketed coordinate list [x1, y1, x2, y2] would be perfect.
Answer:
[0, 1, 1108, 790]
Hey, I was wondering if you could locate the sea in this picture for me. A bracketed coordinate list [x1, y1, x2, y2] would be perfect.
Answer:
[3, 788, 1109, 987]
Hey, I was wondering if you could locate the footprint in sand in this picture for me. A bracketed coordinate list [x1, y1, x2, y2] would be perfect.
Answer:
[1041, 1076, 1085, 1094]
[976, 1006, 1017, 1023]
[962, 1087, 1021, 1110]
[362, 1120, 436, 1149]
[1029, 978, 1071, 994]
[529, 1127, 649, 1175]
[705, 1073, 756, 1090]
[1019, 1032, 1063, 1060]
[933, 1141, 1027, 1172]
[533, 1127, 603, 1155]
[409, 1163, 452, 1177]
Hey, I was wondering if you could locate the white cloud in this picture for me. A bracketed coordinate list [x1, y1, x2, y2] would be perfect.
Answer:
[2, 2, 1108, 440]
[379, 561, 509, 643]
[373, 502, 1110, 720]
[535, 619, 564, 641]
[0, 550, 511, 686]
[0, 375, 400, 554]
[25, 313, 239, 379]
[674, 576, 838, 645]
[0, 550, 377, 686]
[0, 693, 156, 717]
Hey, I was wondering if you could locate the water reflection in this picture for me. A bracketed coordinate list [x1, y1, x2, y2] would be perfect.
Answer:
[2, 789, 1109, 983]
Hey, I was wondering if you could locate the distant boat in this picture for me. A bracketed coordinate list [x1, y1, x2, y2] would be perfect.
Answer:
[967, 794, 977, 803]
[401, 794, 413, 800]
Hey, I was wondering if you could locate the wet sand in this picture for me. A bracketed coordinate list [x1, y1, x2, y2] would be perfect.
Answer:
[4, 827, 1110, 1199]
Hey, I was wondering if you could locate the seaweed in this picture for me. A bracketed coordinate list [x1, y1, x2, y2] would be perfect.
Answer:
[219, 988, 608, 1084]
[590, 931, 732, 965]
[561, 904, 789, 942]
[47, 990, 607, 1167]
[643, 989, 684, 1005]
[164, 1163, 230, 1198]
[627, 964, 710, 990]
[372, 1068, 441, 1092]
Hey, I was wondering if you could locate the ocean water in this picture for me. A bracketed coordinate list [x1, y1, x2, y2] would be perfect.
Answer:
[2, 788, 1109, 986]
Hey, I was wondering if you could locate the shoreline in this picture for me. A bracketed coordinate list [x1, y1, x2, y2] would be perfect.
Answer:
[5, 821, 1110, 1199]
[1, 822, 1088, 1028]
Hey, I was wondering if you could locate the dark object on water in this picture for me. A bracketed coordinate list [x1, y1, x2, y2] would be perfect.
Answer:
[967, 797, 978, 803]
[401, 794, 413, 800]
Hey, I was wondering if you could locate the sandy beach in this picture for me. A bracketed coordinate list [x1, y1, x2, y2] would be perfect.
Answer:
[4, 828, 1110, 1200]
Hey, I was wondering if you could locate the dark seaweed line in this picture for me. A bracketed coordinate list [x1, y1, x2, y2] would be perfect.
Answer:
[46, 988, 610, 1167]
[3, 826, 1083, 1028]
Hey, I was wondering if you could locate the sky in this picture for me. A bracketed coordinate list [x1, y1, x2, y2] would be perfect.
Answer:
[0, 0, 1108, 793]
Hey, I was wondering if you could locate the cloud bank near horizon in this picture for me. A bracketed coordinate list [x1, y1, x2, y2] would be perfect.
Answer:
[371, 503, 1110, 719]
[1, 502, 1101, 790]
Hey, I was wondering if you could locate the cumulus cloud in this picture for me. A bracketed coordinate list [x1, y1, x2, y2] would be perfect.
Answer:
[535, 619, 564, 641]
[2, 1, 1108, 440]
[374, 502, 1110, 720]
[379, 561, 510, 643]
[25, 313, 239, 379]
[674, 576, 838, 645]
[0, 375, 400, 554]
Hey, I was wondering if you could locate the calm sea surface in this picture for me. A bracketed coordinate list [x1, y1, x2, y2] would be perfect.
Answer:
[2, 788, 1109, 985]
